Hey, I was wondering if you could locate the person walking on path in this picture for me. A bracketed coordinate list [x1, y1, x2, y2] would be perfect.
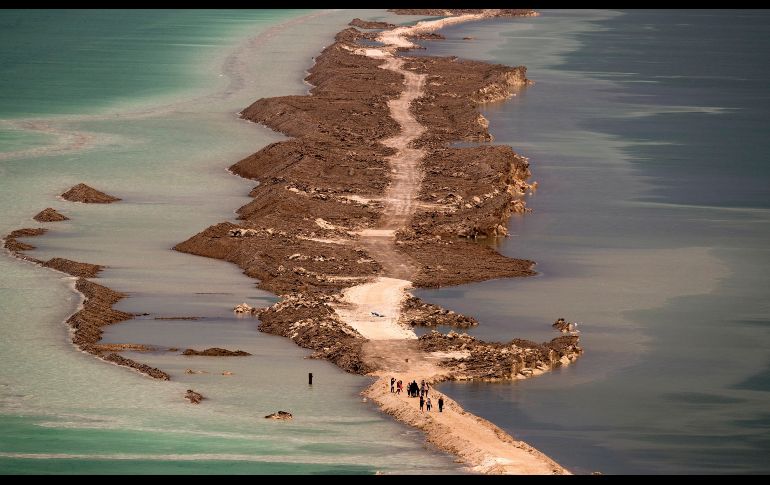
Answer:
[426, 397, 432, 412]
[421, 380, 426, 397]
[390, 377, 395, 393]
[396, 380, 402, 394]
[438, 397, 444, 412]
[419, 395, 424, 412]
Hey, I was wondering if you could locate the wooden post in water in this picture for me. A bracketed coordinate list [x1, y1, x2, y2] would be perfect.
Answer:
[308, 372, 313, 385]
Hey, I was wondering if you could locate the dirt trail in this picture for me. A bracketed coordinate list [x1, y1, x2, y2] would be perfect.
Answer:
[330, 52, 426, 333]
[356, 55, 425, 281]
[331, 14, 571, 475]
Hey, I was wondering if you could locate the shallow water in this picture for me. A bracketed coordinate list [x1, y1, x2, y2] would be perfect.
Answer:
[412, 9, 770, 474]
[0, 9, 463, 474]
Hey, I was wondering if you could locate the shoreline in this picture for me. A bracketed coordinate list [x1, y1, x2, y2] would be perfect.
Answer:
[3, 222, 170, 381]
[176, 9, 580, 474]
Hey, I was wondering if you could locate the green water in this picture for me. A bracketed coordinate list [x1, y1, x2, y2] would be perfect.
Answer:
[0, 416, 374, 474]
[0, 10, 295, 117]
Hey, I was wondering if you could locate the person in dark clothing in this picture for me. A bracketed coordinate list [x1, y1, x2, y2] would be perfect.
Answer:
[390, 377, 395, 393]
[419, 395, 424, 412]
[438, 397, 444, 412]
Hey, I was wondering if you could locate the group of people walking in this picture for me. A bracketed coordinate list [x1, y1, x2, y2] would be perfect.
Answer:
[390, 377, 444, 413]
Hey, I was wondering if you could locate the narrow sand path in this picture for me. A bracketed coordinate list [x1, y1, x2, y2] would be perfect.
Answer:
[330, 51, 427, 336]
[332, 13, 570, 474]
[356, 55, 425, 283]
[334, 278, 415, 340]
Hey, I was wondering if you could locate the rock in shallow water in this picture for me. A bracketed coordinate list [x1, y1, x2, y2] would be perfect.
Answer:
[33, 207, 69, 222]
[61, 183, 120, 203]
[181, 347, 251, 357]
[264, 411, 293, 420]
[185, 389, 204, 404]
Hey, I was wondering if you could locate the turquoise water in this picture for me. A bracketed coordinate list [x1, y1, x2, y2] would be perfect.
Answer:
[0, 9, 463, 474]
[0, 10, 292, 117]
[412, 10, 770, 474]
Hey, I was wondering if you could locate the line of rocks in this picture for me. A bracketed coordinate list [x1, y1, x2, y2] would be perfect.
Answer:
[4, 184, 170, 381]
[399, 296, 478, 328]
[418, 330, 582, 380]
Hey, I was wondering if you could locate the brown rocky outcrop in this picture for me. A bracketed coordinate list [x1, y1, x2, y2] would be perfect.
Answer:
[103, 353, 170, 381]
[42, 257, 103, 277]
[552, 318, 578, 333]
[388, 9, 538, 17]
[67, 278, 133, 354]
[264, 411, 293, 420]
[61, 183, 120, 203]
[185, 389, 204, 404]
[239, 39, 403, 144]
[400, 296, 478, 328]
[256, 293, 374, 375]
[3, 227, 47, 254]
[403, 56, 530, 146]
[175, 222, 381, 298]
[395, 236, 535, 288]
[349, 18, 395, 29]
[418, 330, 582, 380]
[33, 208, 69, 222]
[230, 139, 392, 195]
[92, 343, 153, 352]
[408, 146, 533, 241]
[181, 348, 251, 357]
[406, 32, 445, 40]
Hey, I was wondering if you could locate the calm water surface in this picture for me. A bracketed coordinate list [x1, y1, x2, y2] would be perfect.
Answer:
[414, 9, 770, 474]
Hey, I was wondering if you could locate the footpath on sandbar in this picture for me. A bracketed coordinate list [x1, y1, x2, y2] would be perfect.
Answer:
[174, 9, 582, 474]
